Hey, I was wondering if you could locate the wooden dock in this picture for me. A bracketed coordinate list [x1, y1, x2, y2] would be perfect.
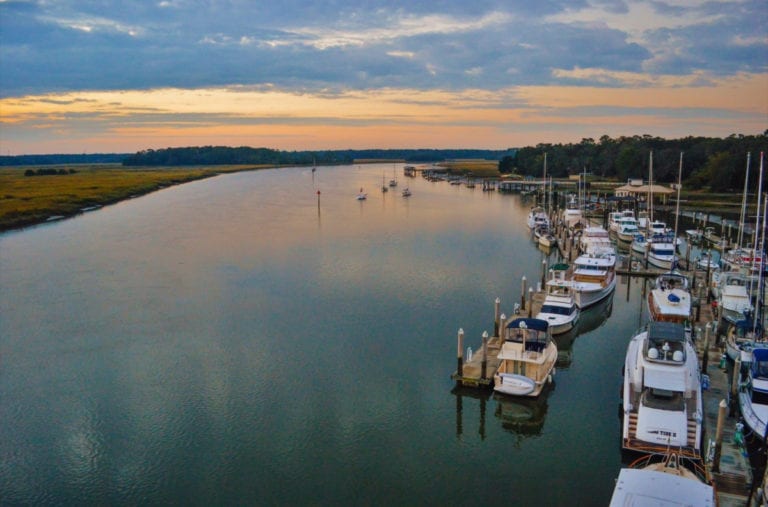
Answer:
[451, 292, 546, 388]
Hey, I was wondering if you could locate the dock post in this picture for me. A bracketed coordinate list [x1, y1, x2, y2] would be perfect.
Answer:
[713, 399, 728, 472]
[702, 323, 711, 375]
[528, 288, 534, 317]
[494, 297, 501, 337]
[481, 331, 488, 381]
[499, 314, 506, 340]
[731, 356, 741, 417]
[705, 248, 712, 303]
[457, 328, 464, 378]
[541, 259, 547, 289]
[521, 276, 527, 309]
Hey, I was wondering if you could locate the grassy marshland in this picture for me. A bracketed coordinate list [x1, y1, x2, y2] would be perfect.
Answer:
[0, 164, 270, 232]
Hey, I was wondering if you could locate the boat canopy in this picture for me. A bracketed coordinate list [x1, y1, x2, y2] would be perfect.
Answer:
[506, 318, 549, 332]
[551, 263, 569, 271]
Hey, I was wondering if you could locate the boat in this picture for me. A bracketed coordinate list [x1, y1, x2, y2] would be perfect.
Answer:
[537, 266, 579, 335]
[609, 452, 714, 507]
[609, 210, 635, 233]
[566, 250, 617, 309]
[716, 271, 754, 324]
[685, 228, 703, 243]
[738, 347, 768, 438]
[493, 318, 557, 397]
[381, 173, 388, 193]
[356, 188, 367, 200]
[695, 251, 719, 271]
[562, 194, 582, 227]
[401, 187, 412, 197]
[616, 217, 640, 243]
[646, 233, 676, 270]
[647, 271, 692, 336]
[527, 206, 549, 230]
[725, 316, 766, 361]
[579, 226, 612, 255]
[630, 233, 647, 256]
[538, 230, 557, 249]
[621, 321, 703, 460]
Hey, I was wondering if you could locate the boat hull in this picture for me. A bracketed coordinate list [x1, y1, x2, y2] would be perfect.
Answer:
[494, 374, 537, 396]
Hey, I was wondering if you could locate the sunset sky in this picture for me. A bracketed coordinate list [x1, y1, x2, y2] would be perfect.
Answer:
[1, 0, 766, 155]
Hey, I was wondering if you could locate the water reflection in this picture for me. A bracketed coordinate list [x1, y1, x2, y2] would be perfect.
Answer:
[451, 386, 491, 441]
[493, 391, 550, 443]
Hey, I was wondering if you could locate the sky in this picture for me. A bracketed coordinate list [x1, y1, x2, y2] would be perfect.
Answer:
[0, 0, 766, 155]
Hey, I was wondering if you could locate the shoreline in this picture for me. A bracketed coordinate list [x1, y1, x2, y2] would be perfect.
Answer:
[0, 164, 275, 234]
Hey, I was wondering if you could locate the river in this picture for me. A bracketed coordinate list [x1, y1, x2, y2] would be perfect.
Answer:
[0, 163, 647, 505]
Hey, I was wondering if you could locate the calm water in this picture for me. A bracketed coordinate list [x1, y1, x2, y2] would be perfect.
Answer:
[0, 164, 647, 505]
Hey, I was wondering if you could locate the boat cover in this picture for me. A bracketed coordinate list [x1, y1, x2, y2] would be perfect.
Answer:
[644, 366, 688, 392]
[506, 318, 548, 332]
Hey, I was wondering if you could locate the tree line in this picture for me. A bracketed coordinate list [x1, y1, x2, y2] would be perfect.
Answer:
[121, 146, 516, 167]
[499, 133, 767, 191]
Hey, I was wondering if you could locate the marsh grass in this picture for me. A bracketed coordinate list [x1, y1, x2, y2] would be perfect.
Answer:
[0, 164, 269, 231]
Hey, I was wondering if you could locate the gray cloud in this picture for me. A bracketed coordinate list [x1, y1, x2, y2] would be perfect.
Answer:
[0, 0, 765, 97]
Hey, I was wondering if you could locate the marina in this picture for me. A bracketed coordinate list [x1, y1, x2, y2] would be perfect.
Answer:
[1, 162, 764, 505]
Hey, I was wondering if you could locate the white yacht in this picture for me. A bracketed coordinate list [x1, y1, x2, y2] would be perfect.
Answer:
[579, 226, 612, 255]
[494, 318, 557, 398]
[716, 272, 754, 324]
[622, 321, 703, 460]
[738, 347, 768, 438]
[538, 265, 579, 335]
[609, 210, 635, 232]
[566, 250, 617, 309]
[647, 235, 676, 270]
[630, 233, 647, 255]
[527, 206, 549, 230]
[616, 217, 640, 243]
[609, 453, 714, 507]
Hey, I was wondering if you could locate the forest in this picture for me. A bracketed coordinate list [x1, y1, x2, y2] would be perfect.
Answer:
[500, 133, 767, 191]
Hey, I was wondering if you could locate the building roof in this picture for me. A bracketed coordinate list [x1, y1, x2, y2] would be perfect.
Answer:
[614, 183, 674, 195]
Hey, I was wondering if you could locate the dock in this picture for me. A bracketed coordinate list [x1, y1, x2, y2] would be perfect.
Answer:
[451, 292, 546, 388]
[450, 213, 759, 503]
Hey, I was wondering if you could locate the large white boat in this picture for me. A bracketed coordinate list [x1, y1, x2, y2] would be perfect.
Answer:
[493, 318, 557, 397]
[647, 271, 692, 333]
[566, 250, 617, 309]
[609, 453, 714, 507]
[646, 235, 676, 270]
[616, 218, 640, 243]
[609, 210, 635, 232]
[579, 226, 612, 255]
[716, 272, 754, 324]
[630, 233, 647, 255]
[738, 347, 768, 438]
[622, 321, 703, 460]
[538, 265, 579, 335]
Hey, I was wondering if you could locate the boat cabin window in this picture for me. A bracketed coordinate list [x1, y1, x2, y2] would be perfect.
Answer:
[753, 390, 768, 405]
[540, 304, 574, 316]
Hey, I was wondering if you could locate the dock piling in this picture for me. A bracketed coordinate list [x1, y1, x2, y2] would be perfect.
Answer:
[481, 331, 488, 381]
[457, 328, 464, 378]
[494, 297, 501, 337]
[521, 276, 527, 309]
[528, 288, 534, 317]
[713, 399, 728, 473]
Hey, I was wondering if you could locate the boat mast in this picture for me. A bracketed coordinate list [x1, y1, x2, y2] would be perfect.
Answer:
[754, 188, 767, 338]
[673, 152, 683, 243]
[754, 152, 764, 253]
[738, 152, 751, 249]
[648, 151, 654, 226]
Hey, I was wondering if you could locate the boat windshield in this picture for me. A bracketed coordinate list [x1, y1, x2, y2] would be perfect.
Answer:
[540, 304, 574, 316]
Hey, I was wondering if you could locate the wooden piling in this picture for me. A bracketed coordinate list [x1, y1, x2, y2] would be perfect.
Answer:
[494, 297, 501, 337]
[481, 331, 488, 381]
[713, 399, 728, 472]
[457, 328, 464, 378]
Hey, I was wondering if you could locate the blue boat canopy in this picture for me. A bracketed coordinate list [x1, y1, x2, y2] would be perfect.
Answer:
[506, 318, 549, 332]
[667, 293, 681, 304]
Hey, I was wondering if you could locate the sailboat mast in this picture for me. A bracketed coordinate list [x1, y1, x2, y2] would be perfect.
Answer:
[738, 152, 751, 249]
[674, 152, 683, 242]
[753, 152, 764, 252]
[649, 151, 654, 225]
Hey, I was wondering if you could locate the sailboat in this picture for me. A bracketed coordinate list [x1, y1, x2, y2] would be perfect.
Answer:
[389, 164, 398, 187]
[356, 187, 367, 200]
[381, 173, 388, 193]
[646, 151, 676, 269]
